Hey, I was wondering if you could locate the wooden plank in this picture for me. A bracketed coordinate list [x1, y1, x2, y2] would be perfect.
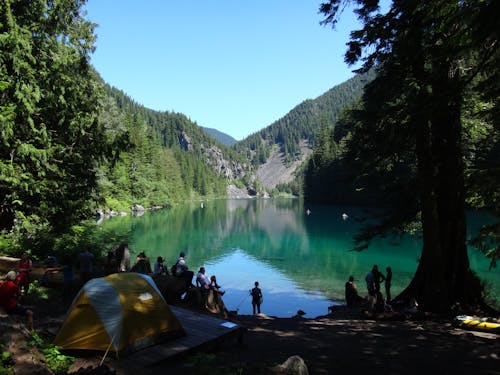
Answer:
[121, 305, 245, 368]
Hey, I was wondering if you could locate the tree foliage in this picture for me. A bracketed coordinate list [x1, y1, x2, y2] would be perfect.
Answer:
[0, 1, 236, 257]
[318, 0, 499, 312]
[0, 0, 107, 248]
[99, 84, 236, 209]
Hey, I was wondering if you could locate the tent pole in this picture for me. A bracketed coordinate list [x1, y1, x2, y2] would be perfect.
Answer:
[100, 333, 117, 366]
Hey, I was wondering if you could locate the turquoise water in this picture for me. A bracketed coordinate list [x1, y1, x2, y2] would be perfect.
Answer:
[98, 199, 499, 317]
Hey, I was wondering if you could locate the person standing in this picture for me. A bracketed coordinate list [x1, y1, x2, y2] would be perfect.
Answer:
[371, 265, 385, 293]
[116, 242, 131, 272]
[44, 256, 76, 306]
[250, 281, 263, 315]
[17, 252, 32, 297]
[385, 266, 393, 302]
[365, 268, 375, 297]
[78, 249, 94, 284]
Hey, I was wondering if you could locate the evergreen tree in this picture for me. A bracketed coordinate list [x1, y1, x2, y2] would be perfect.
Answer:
[0, 0, 107, 240]
[320, 0, 499, 312]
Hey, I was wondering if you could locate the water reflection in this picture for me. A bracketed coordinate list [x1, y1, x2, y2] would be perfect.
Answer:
[97, 199, 499, 317]
[203, 249, 334, 317]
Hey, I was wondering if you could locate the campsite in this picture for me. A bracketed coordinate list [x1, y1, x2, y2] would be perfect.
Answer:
[0, 256, 499, 375]
[1, 1, 499, 374]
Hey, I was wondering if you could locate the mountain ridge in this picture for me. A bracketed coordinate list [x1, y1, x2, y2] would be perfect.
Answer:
[201, 127, 238, 146]
[98, 72, 372, 205]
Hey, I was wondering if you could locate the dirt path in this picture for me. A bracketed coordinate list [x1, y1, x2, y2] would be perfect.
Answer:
[144, 307, 500, 375]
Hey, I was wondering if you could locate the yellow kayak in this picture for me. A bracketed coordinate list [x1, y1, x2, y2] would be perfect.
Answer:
[454, 315, 500, 333]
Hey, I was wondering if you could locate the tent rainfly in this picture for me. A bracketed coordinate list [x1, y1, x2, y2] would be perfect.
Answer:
[53, 272, 184, 354]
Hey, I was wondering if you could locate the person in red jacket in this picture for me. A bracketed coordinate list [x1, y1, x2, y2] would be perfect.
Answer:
[17, 252, 32, 296]
[0, 271, 34, 330]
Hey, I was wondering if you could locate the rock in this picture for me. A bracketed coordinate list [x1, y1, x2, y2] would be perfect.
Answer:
[202, 144, 248, 180]
[152, 274, 190, 303]
[226, 184, 253, 199]
[272, 355, 309, 375]
[131, 204, 145, 213]
[179, 131, 192, 151]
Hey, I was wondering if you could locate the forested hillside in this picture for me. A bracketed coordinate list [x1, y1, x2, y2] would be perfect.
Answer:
[0, 0, 252, 257]
[233, 72, 374, 168]
[202, 127, 237, 146]
[230, 72, 374, 195]
[98, 85, 251, 212]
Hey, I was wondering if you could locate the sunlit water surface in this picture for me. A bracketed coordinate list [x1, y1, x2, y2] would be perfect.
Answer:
[97, 199, 499, 317]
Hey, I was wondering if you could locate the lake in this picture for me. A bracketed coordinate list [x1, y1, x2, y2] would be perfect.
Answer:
[98, 198, 499, 318]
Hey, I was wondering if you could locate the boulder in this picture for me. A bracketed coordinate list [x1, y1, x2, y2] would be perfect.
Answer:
[152, 274, 189, 303]
[271, 355, 309, 375]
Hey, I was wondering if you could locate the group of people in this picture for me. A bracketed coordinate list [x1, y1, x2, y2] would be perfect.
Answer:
[0, 253, 34, 331]
[344, 264, 394, 313]
[0, 246, 266, 335]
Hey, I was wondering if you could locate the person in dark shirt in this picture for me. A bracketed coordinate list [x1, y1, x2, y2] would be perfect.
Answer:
[385, 266, 393, 302]
[250, 281, 263, 314]
[345, 275, 363, 307]
[371, 265, 386, 293]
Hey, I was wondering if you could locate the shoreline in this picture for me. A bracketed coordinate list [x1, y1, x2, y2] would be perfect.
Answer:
[1, 267, 499, 375]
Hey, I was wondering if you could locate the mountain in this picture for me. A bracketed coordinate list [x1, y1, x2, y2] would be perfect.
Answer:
[233, 72, 374, 192]
[97, 72, 372, 208]
[202, 127, 237, 146]
[98, 84, 254, 210]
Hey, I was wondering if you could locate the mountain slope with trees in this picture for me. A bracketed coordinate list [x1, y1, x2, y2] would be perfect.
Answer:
[98, 84, 252, 211]
[233, 72, 374, 192]
[0, 0, 252, 256]
[202, 127, 237, 146]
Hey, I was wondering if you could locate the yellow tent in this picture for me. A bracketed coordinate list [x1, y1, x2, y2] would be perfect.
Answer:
[53, 273, 184, 353]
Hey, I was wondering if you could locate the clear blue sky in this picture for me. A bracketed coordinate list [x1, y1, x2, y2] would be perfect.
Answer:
[84, 1, 361, 140]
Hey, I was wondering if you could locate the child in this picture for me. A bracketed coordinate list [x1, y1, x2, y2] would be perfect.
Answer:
[250, 281, 263, 314]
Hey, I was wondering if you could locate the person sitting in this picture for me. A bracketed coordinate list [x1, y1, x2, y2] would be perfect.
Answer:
[196, 267, 211, 290]
[345, 275, 363, 307]
[406, 297, 419, 315]
[131, 251, 152, 274]
[210, 275, 225, 295]
[0, 271, 34, 330]
[173, 252, 194, 288]
[153, 256, 167, 275]
[374, 291, 393, 313]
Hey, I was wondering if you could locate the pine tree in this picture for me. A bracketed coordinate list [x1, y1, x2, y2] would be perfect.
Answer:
[320, 0, 499, 312]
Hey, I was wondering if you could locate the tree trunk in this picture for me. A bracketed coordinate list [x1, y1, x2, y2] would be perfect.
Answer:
[398, 66, 483, 313]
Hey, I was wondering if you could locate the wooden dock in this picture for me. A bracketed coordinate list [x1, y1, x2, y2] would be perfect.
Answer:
[121, 305, 246, 368]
